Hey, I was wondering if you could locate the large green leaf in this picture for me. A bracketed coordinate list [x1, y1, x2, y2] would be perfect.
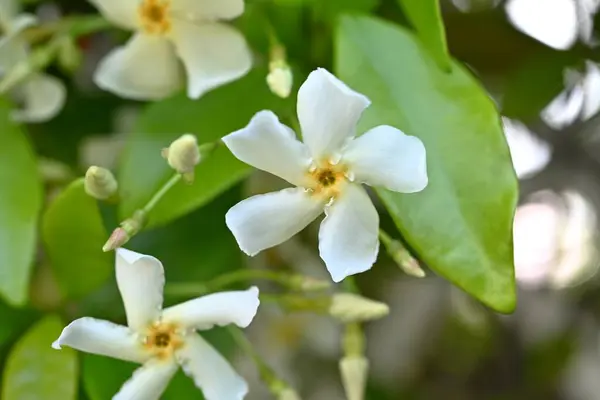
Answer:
[118, 69, 280, 228]
[336, 15, 518, 313]
[0, 99, 43, 306]
[2, 315, 77, 400]
[0, 301, 38, 349]
[42, 178, 112, 299]
[397, 0, 450, 71]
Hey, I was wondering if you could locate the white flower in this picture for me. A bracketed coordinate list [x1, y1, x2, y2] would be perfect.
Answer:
[89, 0, 252, 100]
[222, 68, 428, 282]
[0, 0, 66, 122]
[52, 248, 260, 400]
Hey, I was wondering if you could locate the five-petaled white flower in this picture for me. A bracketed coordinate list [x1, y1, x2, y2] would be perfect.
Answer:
[0, 0, 66, 122]
[89, 0, 252, 100]
[52, 248, 260, 400]
[223, 68, 428, 283]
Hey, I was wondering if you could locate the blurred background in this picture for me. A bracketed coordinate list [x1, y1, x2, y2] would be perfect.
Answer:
[5, 0, 600, 399]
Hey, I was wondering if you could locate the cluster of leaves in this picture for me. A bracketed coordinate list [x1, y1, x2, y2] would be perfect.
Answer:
[0, 0, 518, 398]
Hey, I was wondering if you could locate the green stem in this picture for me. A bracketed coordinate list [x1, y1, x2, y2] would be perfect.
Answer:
[164, 269, 294, 297]
[378, 228, 394, 247]
[141, 173, 182, 215]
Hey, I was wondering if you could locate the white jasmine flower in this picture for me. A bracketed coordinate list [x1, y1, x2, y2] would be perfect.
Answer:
[0, 0, 66, 122]
[52, 248, 260, 400]
[222, 68, 428, 282]
[89, 0, 252, 100]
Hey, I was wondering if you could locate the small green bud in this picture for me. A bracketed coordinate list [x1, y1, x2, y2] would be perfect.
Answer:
[329, 293, 389, 323]
[278, 388, 301, 400]
[57, 36, 82, 73]
[102, 211, 146, 252]
[339, 356, 369, 400]
[389, 241, 425, 278]
[162, 134, 200, 183]
[289, 275, 331, 292]
[84, 166, 118, 200]
[267, 60, 293, 98]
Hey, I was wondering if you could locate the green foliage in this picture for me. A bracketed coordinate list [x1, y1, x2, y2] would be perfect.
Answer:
[396, 0, 450, 70]
[42, 178, 112, 299]
[118, 69, 281, 229]
[336, 15, 518, 313]
[2, 315, 77, 400]
[0, 99, 43, 306]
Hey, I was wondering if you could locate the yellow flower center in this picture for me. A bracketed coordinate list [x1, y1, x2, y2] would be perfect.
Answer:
[143, 322, 183, 359]
[139, 0, 171, 35]
[307, 160, 348, 200]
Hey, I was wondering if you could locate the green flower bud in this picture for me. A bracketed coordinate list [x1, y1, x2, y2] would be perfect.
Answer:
[329, 293, 389, 323]
[84, 166, 118, 200]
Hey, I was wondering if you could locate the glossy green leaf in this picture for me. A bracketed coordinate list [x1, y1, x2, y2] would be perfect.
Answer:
[397, 0, 450, 71]
[0, 99, 43, 306]
[336, 15, 518, 313]
[118, 69, 280, 228]
[42, 178, 112, 299]
[2, 315, 77, 400]
[0, 301, 38, 349]
[310, 0, 380, 19]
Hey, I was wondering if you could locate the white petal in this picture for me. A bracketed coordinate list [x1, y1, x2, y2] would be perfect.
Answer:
[226, 188, 324, 256]
[297, 68, 370, 159]
[162, 287, 259, 330]
[89, 0, 138, 30]
[319, 184, 379, 282]
[94, 33, 182, 100]
[51, 317, 148, 364]
[11, 73, 66, 123]
[222, 110, 311, 186]
[170, 0, 244, 20]
[116, 248, 165, 332]
[342, 125, 428, 193]
[170, 21, 251, 99]
[177, 334, 247, 400]
[114, 359, 178, 400]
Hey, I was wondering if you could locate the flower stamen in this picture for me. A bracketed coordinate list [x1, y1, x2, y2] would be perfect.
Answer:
[139, 0, 171, 35]
[143, 322, 183, 359]
[307, 161, 348, 199]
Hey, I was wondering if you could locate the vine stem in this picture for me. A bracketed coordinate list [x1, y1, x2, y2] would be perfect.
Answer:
[141, 173, 181, 216]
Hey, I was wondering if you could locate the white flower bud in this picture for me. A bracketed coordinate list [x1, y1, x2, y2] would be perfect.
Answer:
[84, 166, 118, 200]
[163, 134, 200, 182]
[339, 356, 369, 400]
[267, 61, 293, 98]
[278, 388, 301, 400]
[329, 293, 389, 323]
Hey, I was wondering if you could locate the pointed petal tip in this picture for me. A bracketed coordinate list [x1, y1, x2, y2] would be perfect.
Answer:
[51, 340, 62, 350]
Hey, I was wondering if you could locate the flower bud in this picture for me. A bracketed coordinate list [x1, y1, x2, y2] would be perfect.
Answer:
[278, 388, 301, 400]
[84, 166, 118, 200]
[329, 293, 389, 323]
[267, 61, 293, 98]
[102, 227, 129, 252]
[339, 356, 369, 400]
[391, 244, 426, 278]
[57, 36, 82, 73]
[102, 211, 145, 252]
[163, 134, 200, 183]
[289, 275, 331, 292]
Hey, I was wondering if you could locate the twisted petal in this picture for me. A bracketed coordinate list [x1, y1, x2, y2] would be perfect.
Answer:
[88, 0, 138, 30]
[170, 21, 251, 99]
[114, 359, 178, 400]
[12, 73, 66, 123]
[319, 184, 379, 282]
[94, 33, 182, 100]
[162, 287, 259, 330]
[116, 248, 165, 333]
[226, 188, 324, 256]
[222, 110, 311, 186]
[343, 125, 428, 193]
[171, 0, 244, 20]
[51, 317, 148, 364]
[177, 334, 248, 400]
[297, 68, 370, 159]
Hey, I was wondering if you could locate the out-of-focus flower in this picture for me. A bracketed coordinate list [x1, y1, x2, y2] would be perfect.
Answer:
[502, 117, 552, 179]
[223, 68, 428, 282]
[53, 248, 260, 399]
[89, 0, 252, 100]
[542, 62, 600, 129]
[267, 60, 293, 98]
[0, 0, 65, 122]
[513, 190, 599, 289]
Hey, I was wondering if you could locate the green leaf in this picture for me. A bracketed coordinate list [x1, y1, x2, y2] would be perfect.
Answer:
[118, 69, 280, 228]
[336, 15, 518, 313]
[397, 0, 450, 71]
[0, 99, 43, 306]
[42, 178, 112, 299]
[0, 301, 38, 349]
[309, 0, 380, 20]
[2, 315, 77, 400]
